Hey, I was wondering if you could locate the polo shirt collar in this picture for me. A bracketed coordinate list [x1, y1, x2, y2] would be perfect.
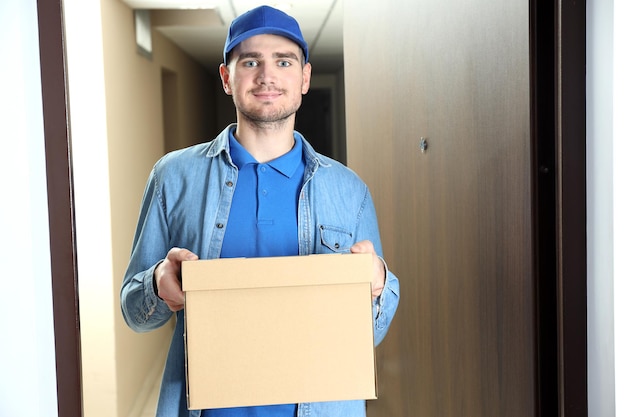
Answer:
[228, 130, 304, 179]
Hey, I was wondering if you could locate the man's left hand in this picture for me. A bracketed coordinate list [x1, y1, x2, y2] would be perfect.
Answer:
[350, 240, 385, 300]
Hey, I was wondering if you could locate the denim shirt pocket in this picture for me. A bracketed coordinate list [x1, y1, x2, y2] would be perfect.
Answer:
[319, 224, 353, 252]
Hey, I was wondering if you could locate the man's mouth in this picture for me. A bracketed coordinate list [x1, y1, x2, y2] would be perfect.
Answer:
[253, 89, 283, 100]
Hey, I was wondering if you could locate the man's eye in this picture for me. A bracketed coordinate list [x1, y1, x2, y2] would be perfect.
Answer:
[278, 60, 291, 67]
[243, 61, 258, 67]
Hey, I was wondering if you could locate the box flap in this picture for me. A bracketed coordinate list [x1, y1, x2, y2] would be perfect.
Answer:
[182, 253, 373, 291]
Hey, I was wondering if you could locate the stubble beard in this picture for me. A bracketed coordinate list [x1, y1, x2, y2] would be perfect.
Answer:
[235, 94, 302, 129]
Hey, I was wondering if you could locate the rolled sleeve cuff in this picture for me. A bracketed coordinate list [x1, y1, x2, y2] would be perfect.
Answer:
[372, 257, 400, 346]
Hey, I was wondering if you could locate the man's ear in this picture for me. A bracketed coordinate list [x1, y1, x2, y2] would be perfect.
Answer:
[301, 62, 312, 95]
[219, 63, 232, 95]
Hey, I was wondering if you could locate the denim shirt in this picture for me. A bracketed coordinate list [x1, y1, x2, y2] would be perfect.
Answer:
[120, 125, 400, 417]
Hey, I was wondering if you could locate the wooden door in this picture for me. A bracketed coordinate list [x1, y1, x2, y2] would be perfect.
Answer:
[344, 0, 535, 415]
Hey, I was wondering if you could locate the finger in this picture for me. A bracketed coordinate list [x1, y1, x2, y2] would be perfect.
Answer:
[350, 240, 375, 255]
[371, 272, 385, 299]
[168, 247, 199, 263]
[159, 276, 185, 312]
[159, 248, 199, 285]
[166, 300, 185, 312]
[173, 304, 184, 312]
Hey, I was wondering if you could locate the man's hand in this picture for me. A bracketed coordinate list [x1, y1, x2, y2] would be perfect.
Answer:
[350, 240, 386, 300]
[154, 247, 198, 312]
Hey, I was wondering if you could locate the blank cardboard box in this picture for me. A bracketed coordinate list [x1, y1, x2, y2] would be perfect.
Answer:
[182, 253, 377, 410]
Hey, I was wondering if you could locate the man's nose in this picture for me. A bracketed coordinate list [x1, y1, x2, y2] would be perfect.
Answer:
[256, 65, 276, 84]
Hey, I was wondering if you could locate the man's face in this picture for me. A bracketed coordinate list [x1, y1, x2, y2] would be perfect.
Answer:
[220, 34, 312, 126]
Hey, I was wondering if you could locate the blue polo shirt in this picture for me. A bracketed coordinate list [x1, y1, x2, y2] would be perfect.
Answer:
[201, 130, 305, 417]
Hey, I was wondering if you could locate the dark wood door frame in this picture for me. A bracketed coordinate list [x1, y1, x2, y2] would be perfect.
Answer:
[533, 0, 587, 415]
[37, 0, 83, 415]
[37, 0, 586, 415]
[555, 0, 588, 414]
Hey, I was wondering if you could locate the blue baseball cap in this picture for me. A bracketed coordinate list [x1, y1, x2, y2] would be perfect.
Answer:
[223, 5, 309, 64]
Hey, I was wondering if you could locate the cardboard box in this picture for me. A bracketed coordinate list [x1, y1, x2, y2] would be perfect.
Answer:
[182, 253, 377, 410]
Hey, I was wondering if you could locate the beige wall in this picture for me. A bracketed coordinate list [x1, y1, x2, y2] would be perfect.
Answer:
[76, 0, 217, 416]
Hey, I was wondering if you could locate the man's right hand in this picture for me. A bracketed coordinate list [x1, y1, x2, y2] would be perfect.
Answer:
[154, 247, 199, 312]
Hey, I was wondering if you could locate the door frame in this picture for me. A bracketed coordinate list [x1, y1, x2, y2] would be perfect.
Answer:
[38, 0, 587, 415]
[554, 0, 588, 414]
[37, 0, 82, 415]
[531, 0, 587, 415]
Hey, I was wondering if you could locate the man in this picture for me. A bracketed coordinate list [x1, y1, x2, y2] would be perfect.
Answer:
[120, 5, 399, 417]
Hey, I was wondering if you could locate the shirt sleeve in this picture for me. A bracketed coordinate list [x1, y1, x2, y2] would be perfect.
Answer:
[356, 187, 401, 346]
[372, 258, 400, 346]
[120, 166, 174, 333]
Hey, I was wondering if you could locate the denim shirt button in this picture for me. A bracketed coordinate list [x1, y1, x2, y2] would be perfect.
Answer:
[216, 223, 224, 229]
[226, 181, 233, 187]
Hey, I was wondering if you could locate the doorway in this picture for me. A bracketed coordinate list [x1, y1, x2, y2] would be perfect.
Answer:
[296, 88, 334, 159]
[39, 0, 587, 415]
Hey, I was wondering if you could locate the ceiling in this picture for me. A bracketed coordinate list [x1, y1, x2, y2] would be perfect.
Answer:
[121, 0, 344, 72]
